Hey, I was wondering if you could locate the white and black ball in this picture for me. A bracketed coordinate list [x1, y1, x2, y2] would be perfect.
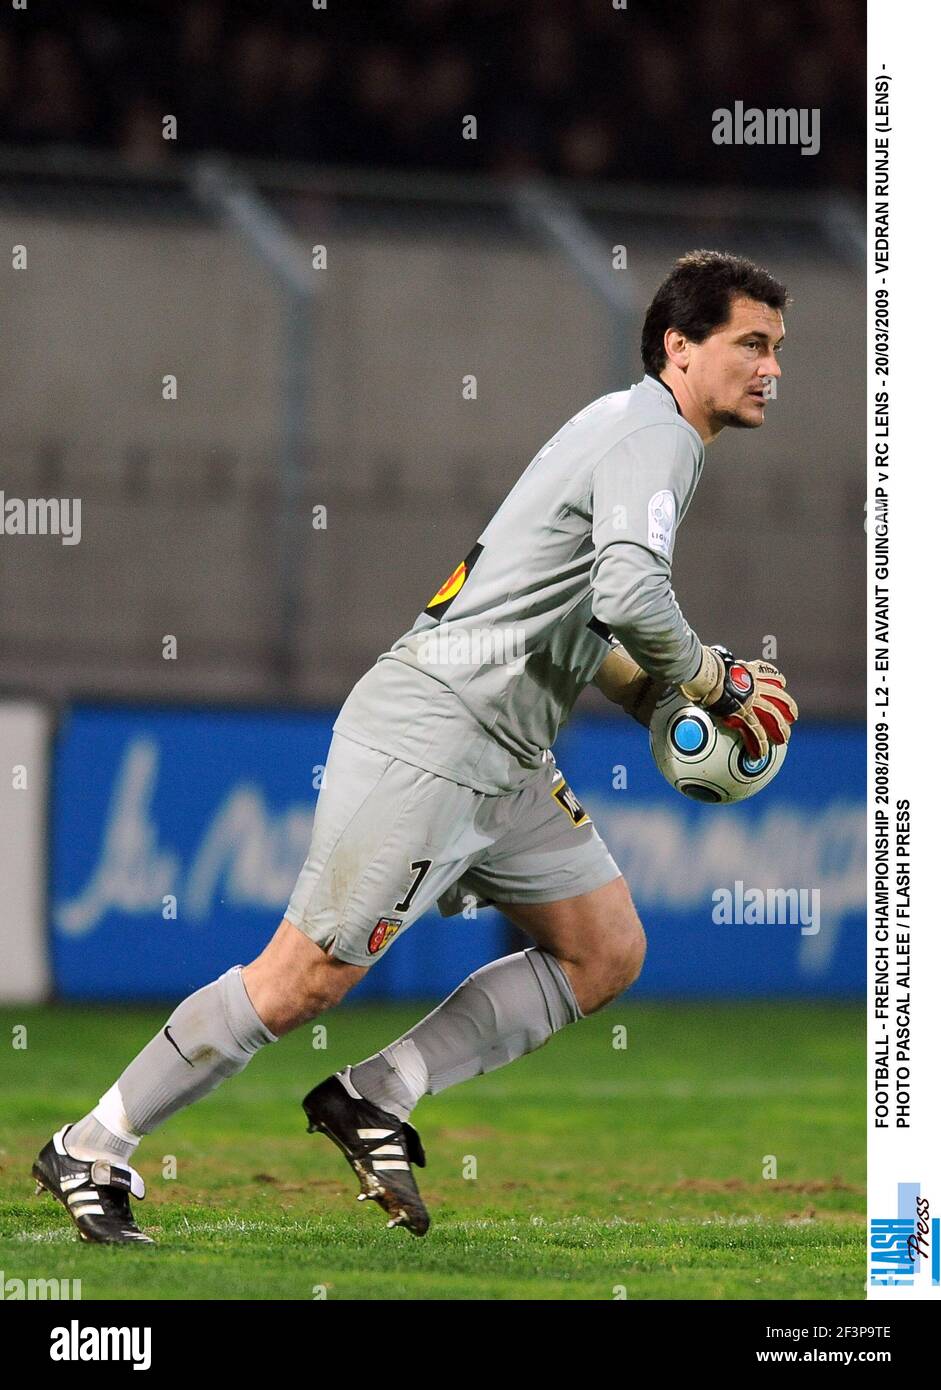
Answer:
[648, 687, 787, 803]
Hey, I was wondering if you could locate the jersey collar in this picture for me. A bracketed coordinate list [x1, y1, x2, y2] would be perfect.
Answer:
[644, 373, 684, 419]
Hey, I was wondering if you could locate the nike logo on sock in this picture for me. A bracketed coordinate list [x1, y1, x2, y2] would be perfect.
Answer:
[163, 1026, 195, 1068]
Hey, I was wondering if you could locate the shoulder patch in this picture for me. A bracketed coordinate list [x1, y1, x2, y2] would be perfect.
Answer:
[647, 489, 676, 556]
[424, 542, 483, 618]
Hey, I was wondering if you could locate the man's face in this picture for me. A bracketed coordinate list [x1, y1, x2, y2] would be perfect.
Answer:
[687, 295, 785, 431]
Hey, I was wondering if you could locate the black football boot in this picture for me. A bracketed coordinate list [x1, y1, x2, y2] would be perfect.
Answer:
[32, 1127, 154, 1245]
[302, 1070, 430, 1235]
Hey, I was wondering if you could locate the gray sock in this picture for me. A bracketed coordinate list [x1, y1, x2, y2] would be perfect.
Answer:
[349, 948, 583, 1121]
[64, 966, 277, 1162]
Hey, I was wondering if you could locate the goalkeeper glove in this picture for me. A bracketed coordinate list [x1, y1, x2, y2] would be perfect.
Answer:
[679, 644, 798, 760]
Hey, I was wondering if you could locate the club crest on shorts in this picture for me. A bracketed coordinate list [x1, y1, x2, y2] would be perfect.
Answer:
[552, 778, 590, 826]
[367, 917, 403, 955]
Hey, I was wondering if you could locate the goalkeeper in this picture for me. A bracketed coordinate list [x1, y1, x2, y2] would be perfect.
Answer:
[33, 250, 798, 1244]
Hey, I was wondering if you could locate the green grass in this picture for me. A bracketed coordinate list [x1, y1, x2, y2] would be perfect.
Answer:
[0, 1001, 865, 1300]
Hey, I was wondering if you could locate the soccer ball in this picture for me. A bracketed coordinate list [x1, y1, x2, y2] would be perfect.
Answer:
[648, 687, 787, 803]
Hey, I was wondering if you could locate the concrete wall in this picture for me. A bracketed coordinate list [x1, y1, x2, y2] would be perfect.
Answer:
[0, 211, 863, 715]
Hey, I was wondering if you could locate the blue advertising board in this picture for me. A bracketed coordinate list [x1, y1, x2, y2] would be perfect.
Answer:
[50, 704, 864, 1001]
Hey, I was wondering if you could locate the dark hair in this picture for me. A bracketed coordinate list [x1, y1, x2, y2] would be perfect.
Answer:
[641, 250, 790, 374]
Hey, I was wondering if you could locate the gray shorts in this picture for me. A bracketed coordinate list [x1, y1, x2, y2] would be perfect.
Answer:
[284, 731, 621, 967]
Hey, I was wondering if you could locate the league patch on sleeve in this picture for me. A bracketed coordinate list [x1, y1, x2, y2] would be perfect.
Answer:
[647, 489, 676, 556]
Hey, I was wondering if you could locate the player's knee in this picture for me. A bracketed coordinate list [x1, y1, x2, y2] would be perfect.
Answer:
[618, 913, 647, 990]
[294, 956, 359, 1019]
[263, 967, 354, 1034]
[581, 914, 646, 1013]
[244, 927, 364, 1034]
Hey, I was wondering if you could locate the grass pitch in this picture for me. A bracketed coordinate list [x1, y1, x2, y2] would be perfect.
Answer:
[0, 1000, 864, 1300]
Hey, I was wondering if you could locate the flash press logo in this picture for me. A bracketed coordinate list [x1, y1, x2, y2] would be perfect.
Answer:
[0, 492, 82, 545]
[870, 1184, 937, 1288]
[712, 102, 820, 156]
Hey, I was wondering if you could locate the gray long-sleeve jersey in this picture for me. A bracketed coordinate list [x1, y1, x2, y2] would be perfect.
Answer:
[334, 373, 706, 793]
